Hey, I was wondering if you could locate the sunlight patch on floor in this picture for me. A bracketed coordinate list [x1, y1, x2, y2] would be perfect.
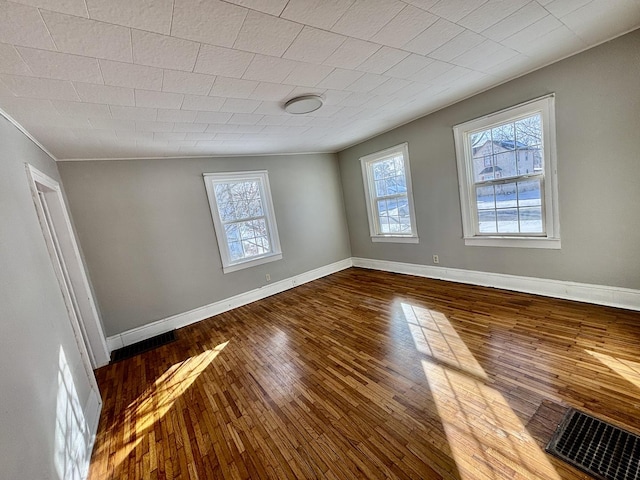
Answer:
[110, 342, 228, 472]
[586, 349, 640, 390]
[402, 303, 561, 480]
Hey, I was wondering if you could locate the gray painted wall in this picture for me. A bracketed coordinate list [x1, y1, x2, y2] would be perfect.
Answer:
[58, 154, 351, 337]
[338, 29, 640, 290]
[0, 116, 96, 478]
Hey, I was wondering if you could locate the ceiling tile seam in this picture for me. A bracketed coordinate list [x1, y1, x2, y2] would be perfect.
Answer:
[35, 7, 60, 53]
[229, 6, 251, 52]
[280, 27, 346, 65]
[128, 27, 134, 70]
[545, 5, 592, 44]
[189, 42, 202, 74]
[204, 72, 217, 97]
[94, 55, 107, 86]
[168, 0, 176, 36]
[323, 0, 356, 32]
[275, 0, 290, 17]
[475, 1, 541, 40]
[12, 46, 37, 78]
[80, 0, 90, 18]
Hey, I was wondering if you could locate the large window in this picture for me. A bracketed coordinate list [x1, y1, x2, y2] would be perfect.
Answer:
[360, 143, 418, 243]
[453, 96, 560, 249]
[203, 171, 282, 273]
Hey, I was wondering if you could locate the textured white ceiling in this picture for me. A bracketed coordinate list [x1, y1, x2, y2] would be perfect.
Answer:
[0, 0, 638, 160]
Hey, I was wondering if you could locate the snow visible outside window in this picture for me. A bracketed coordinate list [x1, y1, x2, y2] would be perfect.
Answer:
[453, 96, 560, 249]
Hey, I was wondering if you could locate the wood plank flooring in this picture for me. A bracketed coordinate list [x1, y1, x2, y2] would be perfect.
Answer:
[88, 268, 640, 479]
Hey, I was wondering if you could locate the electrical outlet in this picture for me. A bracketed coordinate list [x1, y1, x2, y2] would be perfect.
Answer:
[432, 255, 439, 264]
[265, 273, 271, 282]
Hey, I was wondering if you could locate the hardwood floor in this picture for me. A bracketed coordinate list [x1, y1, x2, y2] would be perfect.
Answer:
[89, 268, 640, 479]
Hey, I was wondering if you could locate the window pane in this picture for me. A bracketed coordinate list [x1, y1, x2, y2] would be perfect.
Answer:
[514, 114, 542, 147]
[228, 241, 243, 261]
[373, 162, 387, 180]
[497, 209, 519, 233]
[377, 198, 388, 216]
[371, 158, 396, 180]
[478, 209, 496, 233]
[228, 219, 271, 259]
[495, 182, 517, 209]
[397, 197, 411, 232]
[386, 176, 399, 195]
[519, 207, 543, 233]
[224, 223, 241, 244]
[218, 202, 237, 222]
[214, 184, 231, 204]
[379, 214, 390, 234]
[492, 123, 515, 146]
[472, 129, 493, 181]
[386, 198, 401, 233]
[476, 185, 495, 211]
[493, 151, 516, 179]
[393, 156, 405, 175]
[375, 179, 387, 197]
[526, 144, 544, 173]
[517, 179, 542, 207]
[215, 180, 263, 223]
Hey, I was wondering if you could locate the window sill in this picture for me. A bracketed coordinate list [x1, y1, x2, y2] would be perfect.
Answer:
[222, 252, 282, 274]
[464, 236, 560, 249]
[371, 236, 419, 244]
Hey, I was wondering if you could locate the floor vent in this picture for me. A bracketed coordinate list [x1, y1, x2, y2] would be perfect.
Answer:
[546, 408, 640, 480]
[111, 330, 177, 363]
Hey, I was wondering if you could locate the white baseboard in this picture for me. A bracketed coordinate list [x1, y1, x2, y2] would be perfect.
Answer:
[107, 255, 640, 351]
[107, 258, 353, 351]
[352, 257, 640, 311]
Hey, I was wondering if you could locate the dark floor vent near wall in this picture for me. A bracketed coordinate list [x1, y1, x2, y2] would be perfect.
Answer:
[546, 408, 640, 480]
[111, 330, 177, 363]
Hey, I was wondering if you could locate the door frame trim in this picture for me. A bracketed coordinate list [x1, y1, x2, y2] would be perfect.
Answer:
[26, 164, 110, 368]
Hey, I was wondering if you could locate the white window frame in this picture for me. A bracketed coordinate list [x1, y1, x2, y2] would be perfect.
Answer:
[203, 170, 282, 273]
[360, 142, 419, 244]
[453, 95, 560, 249]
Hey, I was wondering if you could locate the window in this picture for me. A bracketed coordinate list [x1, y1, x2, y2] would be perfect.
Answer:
[453, 95, 560, 249]
[360, 143, 418, 243]
[203, 171, 282, 273]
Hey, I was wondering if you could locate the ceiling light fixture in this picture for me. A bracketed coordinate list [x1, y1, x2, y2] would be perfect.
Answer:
[284, 95, 323, 114]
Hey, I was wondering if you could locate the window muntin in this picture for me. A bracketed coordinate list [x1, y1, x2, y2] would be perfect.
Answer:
[204, 171, 282, 273]
[361, 143, 418, 243]
[453, 96, 560, 249]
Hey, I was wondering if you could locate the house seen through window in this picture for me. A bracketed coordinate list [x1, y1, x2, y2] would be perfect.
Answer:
[454, 95, 560, 248]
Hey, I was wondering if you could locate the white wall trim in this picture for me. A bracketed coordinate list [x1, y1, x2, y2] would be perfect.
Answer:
[26, 164, 111, 368]
[107, 258, 353, 351]
[0, 108, 58, 161]
[56, 151, 333, 162]
[352, 257, 640, 312]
